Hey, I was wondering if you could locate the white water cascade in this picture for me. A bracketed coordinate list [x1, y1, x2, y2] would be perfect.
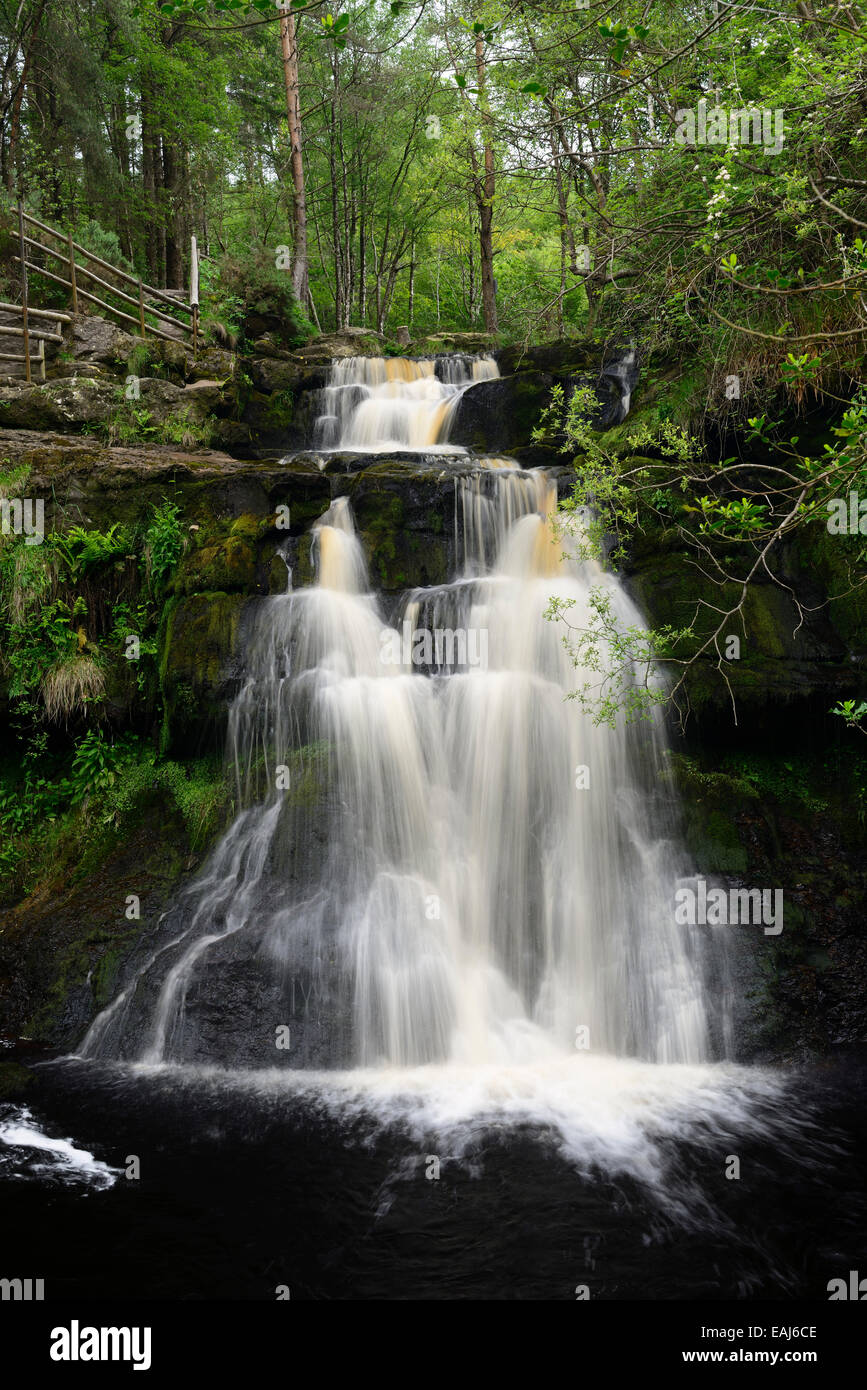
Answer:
[83, 457, 721, 1074]
[313, 354, 499, 452]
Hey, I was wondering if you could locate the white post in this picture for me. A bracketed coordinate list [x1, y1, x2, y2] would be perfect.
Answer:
[190, 234, 199, 357]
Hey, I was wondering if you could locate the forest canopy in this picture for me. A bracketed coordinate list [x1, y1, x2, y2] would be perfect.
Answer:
[0, 0, 863, 390]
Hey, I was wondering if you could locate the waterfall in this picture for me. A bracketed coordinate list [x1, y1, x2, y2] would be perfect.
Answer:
[23, 351, 846, 1295]
[313, 354, 499, 452]
[82, 444, 719, 1071]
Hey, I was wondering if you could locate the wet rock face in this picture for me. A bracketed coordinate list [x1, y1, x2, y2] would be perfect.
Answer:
[69, 752, 347, 1066]
[159, 592, 249, 754]
[450, 372, 555, 453]
[448, 341, 637, 453]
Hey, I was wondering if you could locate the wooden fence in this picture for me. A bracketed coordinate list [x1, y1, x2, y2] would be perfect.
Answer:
[5, 201, 201, 381]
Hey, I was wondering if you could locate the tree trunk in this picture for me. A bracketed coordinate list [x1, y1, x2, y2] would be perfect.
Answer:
[474, 35, 497, 334]
[280, 10, 309, 307]
[162, 138, 184, 289]
[141, 82, 160, 282]
[5, 0, 47, 194]
[408, 232, 416, 329]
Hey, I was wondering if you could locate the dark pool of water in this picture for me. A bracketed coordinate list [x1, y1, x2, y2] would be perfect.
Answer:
[1, 1051, 866, 1301]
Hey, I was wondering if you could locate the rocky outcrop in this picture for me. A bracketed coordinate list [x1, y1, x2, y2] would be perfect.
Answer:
[2, 428, 862, 745]
[449, 339, 633, 453]
[159, 591, 249, 752]
[626, 515, 864, 739]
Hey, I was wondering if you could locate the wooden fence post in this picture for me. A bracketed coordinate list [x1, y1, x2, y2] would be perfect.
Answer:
[67, 231, 78, 314]
[190, 234, 199, 358]
[138, 280, 146, 337]
[18, 201, 30, 384]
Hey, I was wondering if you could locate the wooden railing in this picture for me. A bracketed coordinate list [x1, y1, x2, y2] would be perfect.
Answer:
[9, 201, 201, 377]
[0, 298, 71, 382]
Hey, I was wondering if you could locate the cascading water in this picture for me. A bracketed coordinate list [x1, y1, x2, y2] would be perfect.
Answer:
[83, 420, 722, 1075]
[12, 352, 856, 1303]
[313, 354, 499, 452]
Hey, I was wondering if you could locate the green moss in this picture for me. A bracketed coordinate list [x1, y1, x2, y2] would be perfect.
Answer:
[791, 521, 867, 652]
[359, 492, 405, 588]
[261, 389, 295, 429]
[159, 590, 246, 751]
[681, 802, 749, 873]
[0, 1062, 33, 1099]
[230, 512, 268, 541]
[90, 931, 140, 1006]
[175, 533, 257, 594]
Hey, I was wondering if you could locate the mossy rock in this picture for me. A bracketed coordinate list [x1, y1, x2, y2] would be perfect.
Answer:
[346, 463, 453, 591]
[681, 803, 749, 873]
[175, 531, 258, 595]
[159, 590, 247, 750]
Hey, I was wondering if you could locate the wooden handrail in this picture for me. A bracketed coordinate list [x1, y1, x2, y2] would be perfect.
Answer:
[10, 202, 199, 355]
[18, 201, 30, 382]
[13, 256, 185, 343]
[0, 299, 72, 323]
[21, 209, 192, 317]
[18, 233, 192, 333]
[0, 322, 62, 342]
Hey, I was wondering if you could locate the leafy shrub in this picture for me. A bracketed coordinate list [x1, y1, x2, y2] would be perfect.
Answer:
[143, 500, 185, 592]
[213, 247, 315, 347]
[54, 523, 133, 577]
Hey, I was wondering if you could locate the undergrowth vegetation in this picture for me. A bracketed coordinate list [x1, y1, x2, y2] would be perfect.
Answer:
[0, 496, 204, 899]
[0, 731, 233, 903]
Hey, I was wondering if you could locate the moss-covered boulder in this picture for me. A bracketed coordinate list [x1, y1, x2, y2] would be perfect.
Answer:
[0, 377, 118, 430]
[626, 505, 858, 731]
[451, 371, 555, 452]
[411, 331, 496, 356]
[0, 780, 230, 1046]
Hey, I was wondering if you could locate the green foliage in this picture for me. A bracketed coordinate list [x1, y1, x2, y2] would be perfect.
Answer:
[534, 382, 700, 566]
[69, 727, 131, 804]
[54, 523, 133, 577]
[156, 407, 217, 448]
[215, 248, 315, 347]
[0, 500, 180, 733]
[143, 500, 185, 593]
[545, 583, 691, 726]
[831, 699, 867, 733]
[0, 732, 234, 902]
[101, 753, 233, 854]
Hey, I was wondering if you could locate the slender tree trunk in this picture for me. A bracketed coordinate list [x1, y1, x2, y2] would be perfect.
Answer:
[162, 138, 184, 289]
[474, 35, 497, 333]
[5, 0, 47, 194]
[110, 100, 134, 259]
[155, 134, 166, 283]
[280, 9, 308, 306]
[329, 101, 344, 327]
[141, 81, 160, 281]
[358, 209, 366, 325]
[408, 232, 415, 330]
